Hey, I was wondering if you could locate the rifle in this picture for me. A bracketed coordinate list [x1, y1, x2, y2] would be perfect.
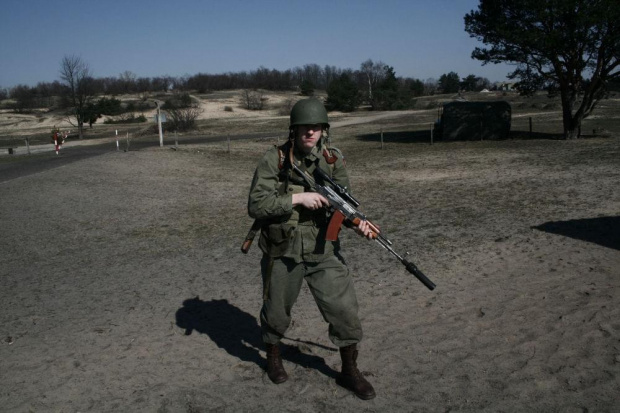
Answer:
[291, 162, 436, 291]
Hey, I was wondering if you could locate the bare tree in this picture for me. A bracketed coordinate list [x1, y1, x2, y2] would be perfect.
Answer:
[242, 89, 265, 110]
[423, 78, 438, 95]
[118, 70, 137, 93]
[302, 64, 323, 90]
[59, 55, 95, 139]
[360, 59, 386, 102]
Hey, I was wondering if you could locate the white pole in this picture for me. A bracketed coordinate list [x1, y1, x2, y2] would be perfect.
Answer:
[116, 130, 119, 151]
[156, 102, 164, 147]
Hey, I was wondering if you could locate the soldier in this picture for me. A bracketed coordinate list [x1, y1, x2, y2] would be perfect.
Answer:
[247, 98, 376, 399]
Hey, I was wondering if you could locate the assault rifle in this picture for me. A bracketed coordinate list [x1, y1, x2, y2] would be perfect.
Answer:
[291, 162, 435, 291]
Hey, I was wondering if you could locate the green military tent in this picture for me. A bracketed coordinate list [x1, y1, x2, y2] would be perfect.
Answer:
[438, 101, 511, 141]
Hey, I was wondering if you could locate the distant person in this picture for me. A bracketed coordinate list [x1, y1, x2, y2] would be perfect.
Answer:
[51, 127, 68, 155]
[246, 98, 376, 400]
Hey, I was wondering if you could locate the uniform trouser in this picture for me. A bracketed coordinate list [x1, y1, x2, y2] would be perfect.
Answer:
[260, 254, 363, 347]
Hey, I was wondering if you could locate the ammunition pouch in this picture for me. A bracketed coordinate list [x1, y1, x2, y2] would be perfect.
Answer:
[259, 222, 296, 258]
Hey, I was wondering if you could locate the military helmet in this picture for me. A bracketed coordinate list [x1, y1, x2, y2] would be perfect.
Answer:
[289, 98, 329, 128]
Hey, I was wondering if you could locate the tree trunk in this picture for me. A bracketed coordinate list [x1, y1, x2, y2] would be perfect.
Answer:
[565, 126, 580, 140]
[560, 90, 580, 140]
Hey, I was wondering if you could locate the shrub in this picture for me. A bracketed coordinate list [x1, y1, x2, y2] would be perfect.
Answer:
[98, 97, 123, 116]
[165, 107, 202, 131]
[300, 80, 315, 96]
[242, 89, 265, 110]
[326, 74, 359, 112]
[162, 93, 194, 110]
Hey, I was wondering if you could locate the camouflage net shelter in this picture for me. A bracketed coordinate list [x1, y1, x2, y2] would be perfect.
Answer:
[438, 101, 511, 141]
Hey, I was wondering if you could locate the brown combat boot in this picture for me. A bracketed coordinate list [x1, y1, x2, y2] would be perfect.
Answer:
[337, 344, 376, 400]
[265, 343, 288, 384]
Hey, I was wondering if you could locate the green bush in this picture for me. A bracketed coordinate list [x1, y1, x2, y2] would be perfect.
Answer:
[98, 97, 123, 116]
[326, 74, 359, 112]
[300, 80, 315, 96]
[162, 93, 193, 110]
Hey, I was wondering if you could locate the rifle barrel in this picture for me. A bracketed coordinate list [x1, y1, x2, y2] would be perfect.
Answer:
[376, 238, 435, 291]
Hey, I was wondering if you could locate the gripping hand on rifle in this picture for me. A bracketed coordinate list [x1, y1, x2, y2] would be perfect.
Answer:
[293, 192, 375, 239]
[292, 192, 329, 210]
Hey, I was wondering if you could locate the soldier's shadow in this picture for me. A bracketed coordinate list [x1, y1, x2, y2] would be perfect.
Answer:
[175, 297, 338, 379]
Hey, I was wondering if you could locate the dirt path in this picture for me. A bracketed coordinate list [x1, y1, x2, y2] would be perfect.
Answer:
[1, 131, 619, 412]
[330, 110, 425, 128]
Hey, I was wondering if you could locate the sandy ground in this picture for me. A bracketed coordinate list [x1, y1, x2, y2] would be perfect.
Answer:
[0, 92, 305, 137]
[0, 90, 416, 142]
[1, 128, 619, 412]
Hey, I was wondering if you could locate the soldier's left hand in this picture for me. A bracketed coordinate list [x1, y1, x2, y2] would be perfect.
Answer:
[355, 220, 375, 240]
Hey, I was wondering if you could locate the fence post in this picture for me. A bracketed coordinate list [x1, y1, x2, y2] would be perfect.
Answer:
[380, 128, 384, 150]
[430, 123, 434, 145]
[156, 102, 164, 147]
[25, 137, 31, 155]
[175, 131, 179, 149]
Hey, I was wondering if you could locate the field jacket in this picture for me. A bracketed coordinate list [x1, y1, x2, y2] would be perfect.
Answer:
[247, 138, 351, 262]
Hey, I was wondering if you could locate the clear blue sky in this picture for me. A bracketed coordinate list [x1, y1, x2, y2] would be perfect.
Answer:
[0, 0, 514, 89]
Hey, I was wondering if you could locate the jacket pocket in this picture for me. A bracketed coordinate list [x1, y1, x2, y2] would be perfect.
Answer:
[259, 223, 295, 257]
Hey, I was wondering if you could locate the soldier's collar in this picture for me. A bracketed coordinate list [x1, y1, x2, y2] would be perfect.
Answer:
[294, 142, 321, 162]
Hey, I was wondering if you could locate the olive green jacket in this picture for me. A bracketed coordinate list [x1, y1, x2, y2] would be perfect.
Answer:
[248, 138, 351, 262]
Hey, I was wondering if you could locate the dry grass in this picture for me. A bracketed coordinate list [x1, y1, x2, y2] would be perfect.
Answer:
[1, 90, 619, 411]
[2, 90, 619, 148]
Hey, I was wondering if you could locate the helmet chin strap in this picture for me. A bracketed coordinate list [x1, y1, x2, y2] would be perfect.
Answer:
[288, 132, 301, 171]
[288, 124, 329, 157]
[288, 127, 297, 158]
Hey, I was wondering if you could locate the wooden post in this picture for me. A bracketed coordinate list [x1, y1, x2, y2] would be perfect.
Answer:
[430, 123, 434, 145]
[380, 128, 384, 150]
[25, 137, 31, 155]
[175, 131, 179, 149]
[126, 132, 130, 152]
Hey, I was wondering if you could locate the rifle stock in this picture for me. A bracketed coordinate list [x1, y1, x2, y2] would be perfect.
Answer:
[241, 220, 262, 254]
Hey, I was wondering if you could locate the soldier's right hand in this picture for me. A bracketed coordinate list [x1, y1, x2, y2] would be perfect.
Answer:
[292, 192, 329, 210]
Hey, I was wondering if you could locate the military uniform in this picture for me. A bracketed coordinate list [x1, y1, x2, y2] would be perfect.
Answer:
[247, 98, 375, 400]
[248, 138, 362, 347]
